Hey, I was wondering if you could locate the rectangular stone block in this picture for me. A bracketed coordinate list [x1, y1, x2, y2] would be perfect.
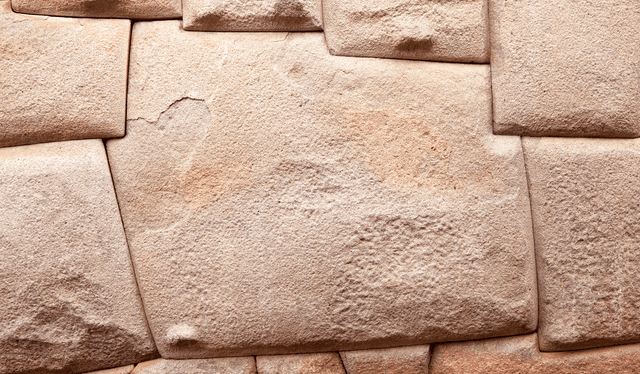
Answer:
[0, 1, 129, 148]
[490, 0, 640, 137]
[323, 0, 489, 62]
[131, 358, 256, 374]
[11, 0, 181, 19]
[182, 0, 322, 31]
[523, 137, 640, 351]
[0, 140, 157, 374]
[340, 345, 430, 374]
[107, 22, 537, 358]
[257, 353, 345, 374]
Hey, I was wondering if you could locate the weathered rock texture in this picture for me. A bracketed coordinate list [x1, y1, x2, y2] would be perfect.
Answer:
[85, 365, 135, 374]
[131, 357, 256, 374]
[182, 0, 322, 31]
[340, 345, 430, 374]
[256, 353, 345, 374]
[0, 1, 129, 148]
[429, 333, 640, 374]
[107, 22, 537, 359]
[523, 137, 640, 351]
[490, 0, 640, 137]
[11, 0, 181, 19]
[0, 140, 157, 374]
[323, 0, 489, 62]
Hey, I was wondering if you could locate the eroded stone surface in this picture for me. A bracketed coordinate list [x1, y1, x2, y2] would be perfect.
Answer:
[11, 0, 181, 19]
[0, 1, 129, 148]
[108, 22, 536, 358]
[490, 0, 640, 137]
[323, 0, 489, 62]
[183, 0, 322, 31]
[340, 345, 430, 374]
[430, 333, 640, 373]
[523, 137, 640, 351]
[257, 353, 345, 374]
[0, 140, 157, 374]
[85, 365, 135, 374]
[131, 357, 256, 374]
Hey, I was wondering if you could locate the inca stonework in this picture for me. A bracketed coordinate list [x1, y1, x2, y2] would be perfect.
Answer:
[1, 0, 639, 373]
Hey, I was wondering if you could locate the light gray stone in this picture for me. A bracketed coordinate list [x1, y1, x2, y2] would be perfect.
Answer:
[107, 22, 537, 358]
[323, 0, 489, 62]
[340, 345, 430, 374]
[257, 353, 345, 374]
[490, 0, 640, 137]
[131, 357, 256, 374]
[0, 1, 129, 148]
[11, 0, 181, 19]
[523, 137, 640, 351]
[0, 140, 157, 374]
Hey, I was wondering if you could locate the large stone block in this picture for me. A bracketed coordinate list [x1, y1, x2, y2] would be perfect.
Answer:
[430, 333, 640, 374]
[0, 1, 129, 148]
[340, 345, 430, 374]
[490, 0, 640, 137]
[323, 0, 489, 62]
[0, 140, 157, 374]
[11, 0, 181, 19]
[257, 353, 345, 374]
[131, 357, 256, 374]
[107, 22, 537, 358]
[523, 137, 640, 351]
[182, 0, 322, 31]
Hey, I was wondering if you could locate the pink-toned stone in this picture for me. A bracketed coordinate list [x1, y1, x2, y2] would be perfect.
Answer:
[84, 365, 135, 374]
[11, 0, 181, 19]
[340, 345, 430, 374]
[257, 353, 345, 374]
[131, 357, 256, 374]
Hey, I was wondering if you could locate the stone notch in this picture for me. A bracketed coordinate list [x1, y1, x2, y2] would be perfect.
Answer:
[108, 22, 537, 358]
[0, 140, 158, 374]
[256, 353, 345, 374]
[0, 1, 129, 148]
[11, 0, 181, 19]
[182, 0, 322, 31]
[340, 345, 431, 374]
[131, 357, 256, 374]
[523, 137, 640, 351]
[322, 0, 489, 62]
[490, 0, 640, 137]
[429, 333, 640, 374]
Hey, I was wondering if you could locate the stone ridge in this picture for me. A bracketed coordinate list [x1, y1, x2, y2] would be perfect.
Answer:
[11, 0, 182, 19]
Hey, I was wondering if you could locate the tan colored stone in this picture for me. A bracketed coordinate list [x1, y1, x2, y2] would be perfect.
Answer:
[85, 365, 135, 374]
[0, 140, 158, 374]
[323, 0, 489, 62]
[257, 353, 345, 374]
[0, 1, 129, 148]
[490, 0, 640, 137]
[11, 0, 181, 19]
[340, 345, 430, 374]
[107, 22, 536, 358]
[523, 137, 640, 351]
[131, 357, 256, 374]
[430, 333, 640, 374]
[182, 0, 322, 31]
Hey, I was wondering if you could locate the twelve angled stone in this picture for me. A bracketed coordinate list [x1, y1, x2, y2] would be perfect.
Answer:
[0, 140, 157, 374]
[182, 0, 322, 31]
[11, 0, 181, 19]
[523, 137, 640, 351]
[490, 0, 640, 137]
[108, 22, 537, 358]
[323, 0, 489, 62]
[131, 358, 256, 374]
[0, 1, 129, 148]
[256, 353, 345, 374]
[340, 345, 431, 374]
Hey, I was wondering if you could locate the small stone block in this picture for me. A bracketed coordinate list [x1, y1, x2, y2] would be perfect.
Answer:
[131, 357, 256, 374]
[256, 353, 345, 374]
[340, 345, 430, 374]
[84, 365, 135, 374]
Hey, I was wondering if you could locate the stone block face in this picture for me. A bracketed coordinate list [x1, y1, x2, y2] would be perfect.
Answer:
[11, 0, 181, 19]
[107, 22, 536, 358]
[131, 358, 256, 374]
[323, 0, 489, 62]
[182, 0, 322, 31]
[430, 333, 640, 374]
[0, 140, 157, 374]
[256, 353, 345, 374]
[0, 1, 129, 148]
[490, 0, 640, 137]
[523, 137, 640, 351]
[340, 345, 430, 374]
[84, 365, 135, 374]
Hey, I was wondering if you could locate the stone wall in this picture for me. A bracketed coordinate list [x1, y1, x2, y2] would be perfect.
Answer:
[2, 1, 640, 373]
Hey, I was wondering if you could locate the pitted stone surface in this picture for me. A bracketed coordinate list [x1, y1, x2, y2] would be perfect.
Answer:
[490, 0, 640, 137]
[257, 353, 345, 374]
[131, 357, 256, 374]
[323, 0, 489, 62]
[182, 0, 322, 31]
[0, 140, 157, 374]
[85, 365, 135, 374]
[11, 0, 181, 19]
[340, 345, 430, 374]
[108, 22, 536, 358]
[523, 137, 640, 351]
[430, 333, 640, 373]
[0, 1, 129, 148]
